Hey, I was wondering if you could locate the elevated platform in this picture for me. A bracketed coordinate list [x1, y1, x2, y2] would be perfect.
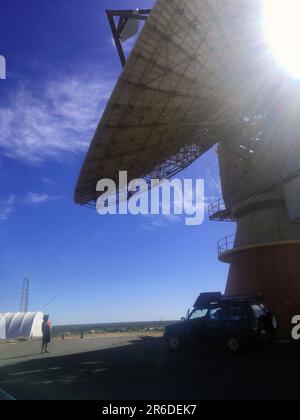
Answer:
[218, 235, 300, 263]
[208, 199, 235, 222]
[217, 234, 236, 261]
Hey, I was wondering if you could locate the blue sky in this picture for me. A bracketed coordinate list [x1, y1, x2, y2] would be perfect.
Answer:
[0, 0, 235, 325]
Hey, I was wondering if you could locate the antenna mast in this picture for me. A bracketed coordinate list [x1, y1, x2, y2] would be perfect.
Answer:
[20, 274, 29, 313]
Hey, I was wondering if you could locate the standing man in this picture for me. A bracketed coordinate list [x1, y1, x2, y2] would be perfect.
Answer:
[41, 315, 51, 354]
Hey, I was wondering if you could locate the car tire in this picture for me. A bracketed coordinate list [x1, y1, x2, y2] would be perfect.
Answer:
[167, 335, 181, 352]
[226, 336, 241, 354]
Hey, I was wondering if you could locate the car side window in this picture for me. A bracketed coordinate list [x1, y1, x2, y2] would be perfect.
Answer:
[189, 309, 208, 320]
[251, 304, 267, 319]
[209, 306, 227, 321]
[228, 305, 248, 321]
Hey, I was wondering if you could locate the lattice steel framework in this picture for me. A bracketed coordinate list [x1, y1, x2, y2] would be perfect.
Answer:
[20, 276, 29, 313]
[75, 0, 300, 206]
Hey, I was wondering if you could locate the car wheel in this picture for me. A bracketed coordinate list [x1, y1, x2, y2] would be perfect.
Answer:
[227, 336, 241, 353]
[167, 336, 181, 351]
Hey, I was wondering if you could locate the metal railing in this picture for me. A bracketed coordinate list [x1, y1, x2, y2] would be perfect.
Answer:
[217, 234, 236, 257]
[208, 198, 234, 222]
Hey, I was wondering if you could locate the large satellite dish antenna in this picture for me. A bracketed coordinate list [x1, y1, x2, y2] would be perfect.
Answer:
[76, 0, 300, 336]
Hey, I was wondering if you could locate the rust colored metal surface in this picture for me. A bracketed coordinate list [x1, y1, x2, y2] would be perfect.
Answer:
[225, 244, 300, 335]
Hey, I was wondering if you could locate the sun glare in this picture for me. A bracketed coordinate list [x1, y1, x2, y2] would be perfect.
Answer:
[264, 0, 300, 78]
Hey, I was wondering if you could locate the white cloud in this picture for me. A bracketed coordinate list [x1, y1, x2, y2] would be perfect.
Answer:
[41, 177, 54, 187]
[0, 192, 61, 222]
[0, 75, 113, 162]
[25, 193, 60, 205]
[0, 195, 16, 222]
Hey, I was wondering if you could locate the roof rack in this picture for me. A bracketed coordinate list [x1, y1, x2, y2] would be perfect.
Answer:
[194, 292, 263, 308]
[222, 294, 263, 302]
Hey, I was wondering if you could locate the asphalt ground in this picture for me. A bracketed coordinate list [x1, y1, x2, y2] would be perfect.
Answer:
[0, 336, 300, 400]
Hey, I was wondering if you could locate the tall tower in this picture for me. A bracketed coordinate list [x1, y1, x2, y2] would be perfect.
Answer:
[209, 108, 300, 335]
[20, 275, 29, 313]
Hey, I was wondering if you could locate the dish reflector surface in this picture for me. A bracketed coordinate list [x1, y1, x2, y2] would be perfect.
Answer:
[75, 0, 294, 205]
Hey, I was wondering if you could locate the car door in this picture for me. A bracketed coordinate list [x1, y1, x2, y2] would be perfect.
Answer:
[206, 304, 229, 346]
[227, 303, 250, 334]
[186, 308, 209, 346]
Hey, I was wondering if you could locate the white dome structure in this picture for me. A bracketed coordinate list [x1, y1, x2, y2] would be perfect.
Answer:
[0, 312, 44, 340]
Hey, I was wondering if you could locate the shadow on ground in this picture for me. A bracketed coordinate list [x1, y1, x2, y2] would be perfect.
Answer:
[1, 337, 300, 400]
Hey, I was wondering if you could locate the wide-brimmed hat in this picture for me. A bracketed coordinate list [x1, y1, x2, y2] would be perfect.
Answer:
[43, 314, 49, 320]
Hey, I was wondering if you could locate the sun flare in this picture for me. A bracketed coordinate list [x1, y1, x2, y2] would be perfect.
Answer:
[264, 0, 300, 78]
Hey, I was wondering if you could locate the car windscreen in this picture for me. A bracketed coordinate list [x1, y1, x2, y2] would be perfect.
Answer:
[189, 309, 208, 320]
